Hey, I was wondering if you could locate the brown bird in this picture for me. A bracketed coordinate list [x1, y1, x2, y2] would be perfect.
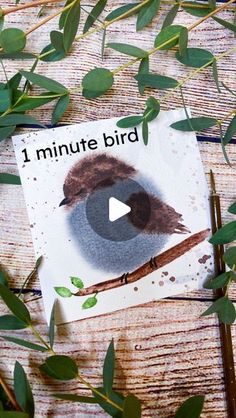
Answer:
[59, 153, 189, 274]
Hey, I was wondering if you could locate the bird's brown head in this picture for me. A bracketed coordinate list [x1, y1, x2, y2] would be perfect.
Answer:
[59, 153, 136, 208]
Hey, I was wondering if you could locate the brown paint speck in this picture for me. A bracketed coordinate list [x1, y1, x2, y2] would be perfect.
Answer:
[159, 281, 164, 286]
[169, 276, 175, 282]
[134, 287, 138, 291]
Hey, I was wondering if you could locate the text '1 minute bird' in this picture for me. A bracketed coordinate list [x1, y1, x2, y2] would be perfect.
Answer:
[21, 127, 139, 163]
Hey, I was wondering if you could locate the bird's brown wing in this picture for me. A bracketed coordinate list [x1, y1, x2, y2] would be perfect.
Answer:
[127, 192, 190, 235]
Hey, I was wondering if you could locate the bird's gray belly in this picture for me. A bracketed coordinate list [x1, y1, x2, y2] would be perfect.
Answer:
[68, 177, 168, 274]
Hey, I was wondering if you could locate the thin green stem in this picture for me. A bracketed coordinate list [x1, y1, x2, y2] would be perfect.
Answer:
[77, 373, 123, 412]
[29, 324, 56, 355]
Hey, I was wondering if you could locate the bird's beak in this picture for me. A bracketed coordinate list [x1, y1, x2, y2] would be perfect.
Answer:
[59, 197, 70, 207]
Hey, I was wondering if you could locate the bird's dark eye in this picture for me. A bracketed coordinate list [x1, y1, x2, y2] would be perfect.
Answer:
[74, 188, 85, 196]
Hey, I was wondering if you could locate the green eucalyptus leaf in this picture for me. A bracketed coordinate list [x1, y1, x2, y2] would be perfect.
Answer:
[82, 295, 98, 309]
[228, 202, 236, 214]
[0, 173, 20, 184]
[154, 25, 183, 50]
[204, 272, 231, 289]
[219, 299, 236, 324]
[122, 394, 141, 418]
[0, 126, 16, 142]
[0, 89, 12, 112]
[116, 115, 143, 128]
[223, 115, 236, 146]
[174, 395, 205, 418]
[107, 43, 147, 58]
[179, 27, 188, 57]
[162, 4, 179, 28]
[136, 0, 160, 31]
[93, 387, 124, 418]
[0, 268, 8, 286]
[0, 28, 26, 53]
[13, 94, 60, 112]
[0, 314, 28, 330]
[50, 30, 65, 53]
[59, 0, 74, 29]
[63, 1, 81, 52]
[51, 94, 70, 125]
[70, 277, 84, 289]
[0, 15, 4, 32]
[54, 286, 72, 298]
[146, 96, 160, 110]
[82, 68, 114, 93]
[142, 119, 149, 145]
[8, 73, 22, 90]
[103, 339, 115, 395]
[170, 116, 217, 131]
[49, 300, 56, 349]
[212, 16, 236, 33]
[0, 413, 29, 417]
[182, 2, 211, 17]
[40, 44, 66, 62]
[0, 114, 45, 127]
[0, 52, 35, 60]
[0, 283, 30, 323]
[43, 355, 78, 380]
[52, 393, 98, 403]
[1, 336, 47, 351]
[82, 89, 108, 99]
[105, 3, 139, 21]
[135, 73, 178, 89]
[83, 0, 107, 33]
[14, 361, 34, 418]
[138, 56, 149, 95]
[20, 70, 68, 94]
[143, 107, 159, 122]
[212, 58, 221, 93]
[209, 220, 236, 244]
[223, 247, 236, 268]
[175, 47, 213, 68]
[202, 296, 236, 324]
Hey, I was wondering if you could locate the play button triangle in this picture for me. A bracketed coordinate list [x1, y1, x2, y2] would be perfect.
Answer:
[109, 197, 131, 222]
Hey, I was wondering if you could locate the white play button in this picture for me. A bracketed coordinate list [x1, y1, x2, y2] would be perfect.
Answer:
[109, 197, 131, 222]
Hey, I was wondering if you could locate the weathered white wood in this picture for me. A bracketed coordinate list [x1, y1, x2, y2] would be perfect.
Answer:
[0, 297, 235, 417]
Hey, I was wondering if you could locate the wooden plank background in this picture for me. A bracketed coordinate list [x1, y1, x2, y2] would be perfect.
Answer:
[0, 0, 236, 416]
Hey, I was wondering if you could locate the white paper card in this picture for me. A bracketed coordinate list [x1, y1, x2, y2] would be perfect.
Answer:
[13, 109, 213, 324]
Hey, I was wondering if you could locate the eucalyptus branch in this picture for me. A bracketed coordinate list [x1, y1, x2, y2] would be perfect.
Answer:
[161, 45, 236, 104]
[36, 0, 151, 61]
[112, 0, 236, 76]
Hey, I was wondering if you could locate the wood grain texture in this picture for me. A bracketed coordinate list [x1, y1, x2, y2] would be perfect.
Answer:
[0, 1, 236, 417]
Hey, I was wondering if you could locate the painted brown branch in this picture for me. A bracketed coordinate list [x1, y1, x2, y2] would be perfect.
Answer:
[75, 229, 209, 297]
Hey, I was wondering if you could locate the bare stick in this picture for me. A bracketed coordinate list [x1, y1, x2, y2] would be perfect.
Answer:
[75, 229, 209, 297]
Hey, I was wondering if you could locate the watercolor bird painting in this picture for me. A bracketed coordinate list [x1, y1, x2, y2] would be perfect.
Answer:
[59, 154, 190, 276]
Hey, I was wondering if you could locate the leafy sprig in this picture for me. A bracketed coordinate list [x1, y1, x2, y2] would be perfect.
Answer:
[0, 272, 205, 417]
[202, 201, 236, 324]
